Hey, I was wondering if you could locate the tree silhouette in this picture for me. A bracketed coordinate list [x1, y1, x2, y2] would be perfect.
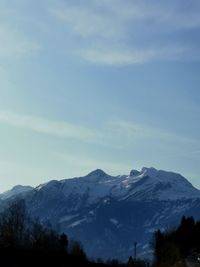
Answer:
[0, 198, 150, 267]
[152, 216, 200, 267]
[59, 232, 68, 252]
[0, 198, 28, 248]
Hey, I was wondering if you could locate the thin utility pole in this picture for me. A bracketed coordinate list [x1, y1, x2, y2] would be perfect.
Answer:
[134, 241, 137, 260]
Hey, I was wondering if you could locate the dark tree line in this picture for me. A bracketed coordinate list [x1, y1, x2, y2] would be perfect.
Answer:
[153, 216, 200, 267]
[0, 198, 146, 267]
[0, 199, 69, 252]
[4, 199, 199, 267]
[0, 199, 87, 266]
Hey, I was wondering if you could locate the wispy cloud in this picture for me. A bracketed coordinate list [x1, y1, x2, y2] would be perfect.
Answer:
[80, 46, 187, 65]
[0, 25, 39, 60]
[0, 111, 96, 141]
[0, 110, 198, 150]
[105, 119, 199, 148]
[51, 6, 123, 39]
[0, 110, 200, 187]
[56, 152, 133, 176]
[50, 0, 200, 65]
[0, 4, 40, 62]
[80, 49, 154, 65]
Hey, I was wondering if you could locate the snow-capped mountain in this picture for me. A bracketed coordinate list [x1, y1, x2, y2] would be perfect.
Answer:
[1, 167, 200, 260]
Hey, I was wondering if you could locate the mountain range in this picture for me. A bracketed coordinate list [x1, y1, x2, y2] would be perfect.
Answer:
[1, 167, 200, 260]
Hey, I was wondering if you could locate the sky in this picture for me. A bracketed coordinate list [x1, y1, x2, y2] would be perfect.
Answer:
[0, 0, 200, 192]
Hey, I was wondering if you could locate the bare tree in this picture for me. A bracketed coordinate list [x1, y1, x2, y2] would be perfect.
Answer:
[0, 198, 28, 248]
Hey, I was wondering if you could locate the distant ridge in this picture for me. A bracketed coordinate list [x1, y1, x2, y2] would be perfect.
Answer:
[1, 167, 200, 260]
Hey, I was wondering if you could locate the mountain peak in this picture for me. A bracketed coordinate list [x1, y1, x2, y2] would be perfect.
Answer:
[1, 167, 200, 261]
[141, 167, 158, 176]
[0, 185, 33, 201]
[86, 169, 107, 178]
[129, 167, 159, 179]
[11, 185, 33, 191]
[82, 169, 113, 184]
[129, 169, 140, 176]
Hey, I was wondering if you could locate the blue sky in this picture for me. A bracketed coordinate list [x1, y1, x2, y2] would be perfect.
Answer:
[0, 0, 200, 192]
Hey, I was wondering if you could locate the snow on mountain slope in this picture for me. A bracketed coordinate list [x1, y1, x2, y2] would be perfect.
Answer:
[0, 185, 33, 200]
[2, 167, 197, 205]
[1, 167, 200, 260]
[113, 167, 200, 201]
[34, 169, 123, 208]
[33, 167, 200, 203]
